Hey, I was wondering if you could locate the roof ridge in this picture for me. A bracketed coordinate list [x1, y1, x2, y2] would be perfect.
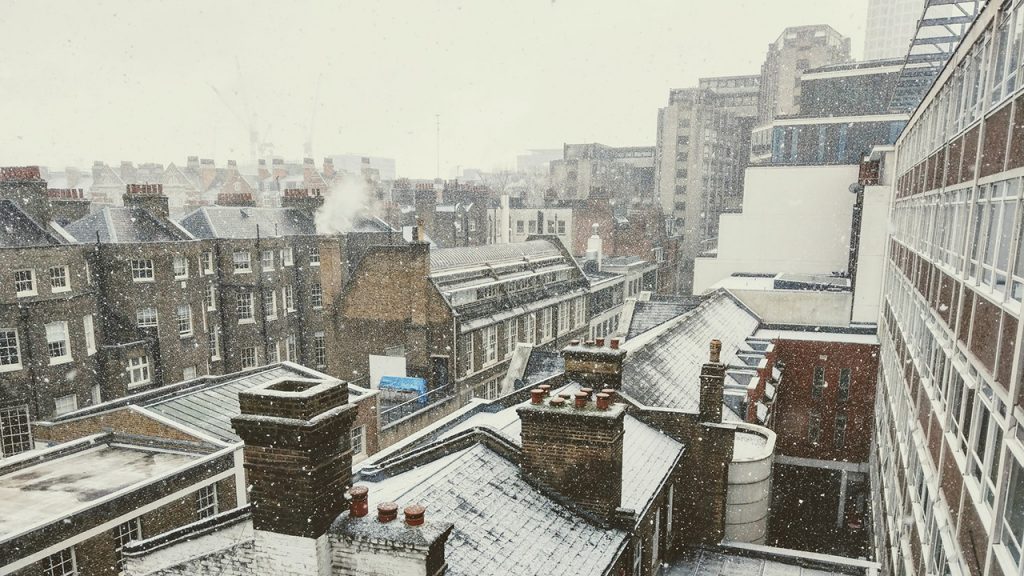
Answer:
[102, 207, 118, 243]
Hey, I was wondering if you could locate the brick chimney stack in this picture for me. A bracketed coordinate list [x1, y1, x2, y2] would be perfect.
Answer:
[231, 378, 356, 574]
[258, 159, 270, 180]
[323, 157, 336, 178]
[123, 183, 169, 219]
[517, 376, 626, 521]
[199, 158, 217, 190]
[699, 339, 726, 424]
[562, 339, 627, 390]
[0, 166, 52, 224]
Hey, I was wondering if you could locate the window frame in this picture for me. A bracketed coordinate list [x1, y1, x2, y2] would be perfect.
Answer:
[0, 328, 22, 372]
[197, 484, 219, 519]
[45, 321, 72, 365]
[130, 259, 154, 283]
[13, 268, 36, 296]
[49, 265, 71, 293]
[127, 356, 151, 388]
[173, 254, 189, 279]
[232, 250, 251, 274]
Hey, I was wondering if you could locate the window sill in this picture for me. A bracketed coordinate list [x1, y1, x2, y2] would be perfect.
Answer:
[310, 263, 320, 267]
[127, 381, 151, 390]
[234, 270, 251, 275]
[207, 307, 216, 312]
[238, 318, 256, 325]
[0, 364, 23, 373]
[16, 291, 37, 298]
[132, 279, 155, 283]
[49, 357, 73, 366]
[180, 333, 193, 340]
[51, 287, 71, 294]
[266, 316, 277, 321]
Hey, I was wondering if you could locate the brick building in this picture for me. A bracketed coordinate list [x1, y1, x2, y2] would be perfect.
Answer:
[0, 432, 240, 576]
[333, 236, 591, 432]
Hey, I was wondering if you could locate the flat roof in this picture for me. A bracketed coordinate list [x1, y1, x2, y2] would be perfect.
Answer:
[0, 443, 199, 538]
[754, 328, 879, 345]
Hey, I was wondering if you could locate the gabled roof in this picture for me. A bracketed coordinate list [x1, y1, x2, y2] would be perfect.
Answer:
[627, 297, 701, 339]
[0, 200, 64, 247]
[179, 206, 316, 239]
[362, 442, 628, 576]
[64, 207, 189, 243]
[622, 290, 761, 416]
[429, 239, 562, 273]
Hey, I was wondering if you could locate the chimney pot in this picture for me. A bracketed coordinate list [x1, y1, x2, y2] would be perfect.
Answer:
[601, 388, 616, 402]
[596, 338, 605, 347]
[570, 339, 581, 346]
[559, 392, 573, 401]
[538, 384, 552, 396]
[378, 502, 399, 523]
[710, 339, 722, 363]
[585, 340, 595, 347]
[610, 338, 620, 350]
[530, 389, 545, 404]
[404, 504, 426, 527]
[596, 392, 611, 410]
[580, 387, 593, 399]
[573, 392, 588, 409]
[349, 486, 369, 518]
[549, 397, 566, 408]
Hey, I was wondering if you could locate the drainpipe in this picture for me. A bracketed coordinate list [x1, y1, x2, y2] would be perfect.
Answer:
[847, 181, 865, 324]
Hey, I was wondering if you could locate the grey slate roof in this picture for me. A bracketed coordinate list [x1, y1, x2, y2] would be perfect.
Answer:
[0, 200, 63, 247]
[623, 291, 760, 415]
[142, 364, 361, 443]
[627, 297, 701, 339]
[179, 206, 316, 239]
[64, 207, 188, 243]
[364, 442, 628, 576]
[430, 239, 561, 273]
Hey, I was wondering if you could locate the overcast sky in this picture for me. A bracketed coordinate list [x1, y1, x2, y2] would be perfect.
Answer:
[0, 1, 868, 179]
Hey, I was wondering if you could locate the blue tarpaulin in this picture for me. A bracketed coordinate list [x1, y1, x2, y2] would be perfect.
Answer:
[378, 376, 429, 405]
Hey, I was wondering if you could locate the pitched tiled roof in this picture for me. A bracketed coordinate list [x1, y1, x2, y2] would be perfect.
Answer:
[0, 200, 64, 247]
[627, 297, 701, 339]
[363, 443, 628, 576]
[64, 207, 188, 243]
[179, 206, 315, 239]
[142, 364, 360, 443]
[622, 291, 760, 415]
[429, 240, 561, 273]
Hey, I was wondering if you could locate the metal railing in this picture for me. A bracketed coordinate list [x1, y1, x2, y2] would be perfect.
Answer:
[378, 384, 456, 427]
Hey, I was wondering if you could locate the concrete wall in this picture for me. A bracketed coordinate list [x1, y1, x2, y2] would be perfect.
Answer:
[693, 164, 861, 294]
[851, 180, 891, 324]
[727, 289, 853, 327]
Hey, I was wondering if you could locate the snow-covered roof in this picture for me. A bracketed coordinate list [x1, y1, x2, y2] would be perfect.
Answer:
[626, 297, 701, 339]
[179, 206, 316, 239]
[64, 207, 190, 243]
[0, 200, 65, 247]
[361, 442, 628, 576]
[429, 239, 561, 273]
[622, 290, 761, 416]
[666, 545, 877, 576]
[0, 435, 203, 541]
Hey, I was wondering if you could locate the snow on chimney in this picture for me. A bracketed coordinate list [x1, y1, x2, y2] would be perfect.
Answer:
[561, 339, 627, 390]
[231, 378, 356, 575]
[123, 184, 169, 219]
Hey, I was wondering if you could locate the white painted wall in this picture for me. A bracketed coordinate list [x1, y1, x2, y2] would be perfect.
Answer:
[693, 165, 861, 294]
[851, 175, 892, 324]
[728, 289, 853, 327]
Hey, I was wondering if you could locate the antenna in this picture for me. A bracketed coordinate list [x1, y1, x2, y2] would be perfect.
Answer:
[435, 114, 440, 179]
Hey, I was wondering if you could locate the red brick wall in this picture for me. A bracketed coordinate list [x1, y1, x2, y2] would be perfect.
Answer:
[770, 339, 878, 463]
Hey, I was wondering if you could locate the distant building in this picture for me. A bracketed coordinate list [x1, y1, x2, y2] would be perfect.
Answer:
[324, 153, 396, 182]
[756, 25, 852, 124]
[549, 143, 655, 202]
[863, 0, 925, 61]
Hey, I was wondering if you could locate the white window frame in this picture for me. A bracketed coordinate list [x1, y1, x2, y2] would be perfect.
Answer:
[240, 346, 258, 369]
[232, 250, 251, 274]
[0, 328, 22, 372]
[206, 284, 217, 311]
[173, 254, 188, 279]
[130, 259, 154, 283]
[309, 245, 321, 266]
[83, 314, 96, 356]
[49, 266, 70, 293]
[314, 331, 326, 368]
[90, 384, 102, 405]
[237, 290, 255, 323]
[351, 425, 367, 459]
[506, 319, 518, 357]
[201, 251, 214, 275]
[483, 325, 498, 366]
[127, 356, 151, 388]
[54, 394, 78, 417]
[264, 290, 278, 320]
[114, 518, 142, 572]
[283, 286, 295, 312]
[286, 335, 297, 362]
[197, 484, 219, 519]
[281, 247, 294, 267]
[260, 249, 274, 271]
[45, 321, 72, 365]
[14, 269, 36, 296]
[0, 405, 32, 457]
[44, 547, 77, 576]
[177, 304, 193, 338]
[311, 283, 323, 309]
[209, 327, 221, 361]
[136, 307, 159, 329]
[183, 365, 197, 380]
[542, 308, 553, 341]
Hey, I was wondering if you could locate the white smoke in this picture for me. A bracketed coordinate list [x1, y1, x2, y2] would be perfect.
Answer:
[315, 173, 375, 234]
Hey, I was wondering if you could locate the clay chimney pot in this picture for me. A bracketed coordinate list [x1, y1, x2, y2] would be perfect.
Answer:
[378, 502, 399, 523]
